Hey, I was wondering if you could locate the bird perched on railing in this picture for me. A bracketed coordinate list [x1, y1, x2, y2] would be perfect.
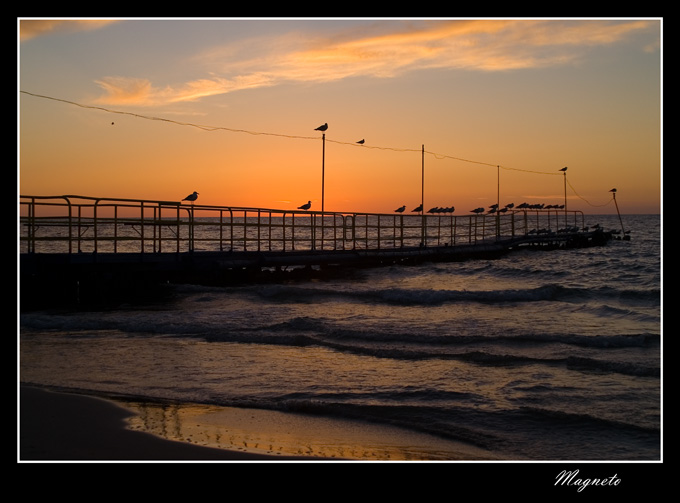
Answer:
[395, 205, 406, 213]
[315, 123, 328, 132]
[183, 191, 199, 204]
[411, 204, 423, 213]
[298, 200, 311, 210]
[470, 207, 484, 214]
[357, 139, 365, 144]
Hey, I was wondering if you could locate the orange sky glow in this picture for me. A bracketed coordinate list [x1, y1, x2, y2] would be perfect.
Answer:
[19, 18, 662, 215]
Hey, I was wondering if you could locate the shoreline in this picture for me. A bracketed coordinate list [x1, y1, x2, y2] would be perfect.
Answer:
[18, 385, 499, 462]
[18, 386, 321, 461]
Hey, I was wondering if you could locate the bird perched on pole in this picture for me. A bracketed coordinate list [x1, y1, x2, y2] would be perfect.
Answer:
[183, 191, 199, 204]
[560, 167, 568, 172]
[298, 200, 311, 210]
[315, 123, 328, 132]
[610, 188, 617, 193]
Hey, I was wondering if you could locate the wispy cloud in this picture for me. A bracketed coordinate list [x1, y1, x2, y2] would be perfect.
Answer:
[93, 19, 658, 107]
[20, 19, 117, 41]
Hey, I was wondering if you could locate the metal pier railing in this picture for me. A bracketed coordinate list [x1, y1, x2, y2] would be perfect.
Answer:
[20, 195, 586, 255]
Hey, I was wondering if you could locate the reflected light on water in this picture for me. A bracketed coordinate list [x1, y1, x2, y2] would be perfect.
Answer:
[119, 400, 502, 461]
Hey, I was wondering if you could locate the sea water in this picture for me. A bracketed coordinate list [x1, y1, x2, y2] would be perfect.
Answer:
[19, 214, 661, 460]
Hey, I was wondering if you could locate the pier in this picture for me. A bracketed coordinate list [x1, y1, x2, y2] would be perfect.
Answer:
[20, 195, 613, 307]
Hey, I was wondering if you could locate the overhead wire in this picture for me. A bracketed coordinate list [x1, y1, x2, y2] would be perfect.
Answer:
[20, 90, 613, 206]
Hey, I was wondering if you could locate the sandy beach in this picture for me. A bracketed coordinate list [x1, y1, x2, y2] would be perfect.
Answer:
[18, 386, 317, 461]
[19, 386, 501, 462]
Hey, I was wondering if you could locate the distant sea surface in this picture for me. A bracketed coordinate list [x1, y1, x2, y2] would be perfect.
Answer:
[20, 214, 661, 460]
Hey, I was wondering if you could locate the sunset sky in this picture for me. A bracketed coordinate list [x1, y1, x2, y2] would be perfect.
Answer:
[19, 18, 662, 214]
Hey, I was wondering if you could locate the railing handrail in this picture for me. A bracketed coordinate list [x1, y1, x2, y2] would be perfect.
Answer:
[20, 195, 585, 255]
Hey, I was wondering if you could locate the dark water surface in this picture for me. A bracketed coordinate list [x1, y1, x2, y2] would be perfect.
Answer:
[20, 214, 661, 460]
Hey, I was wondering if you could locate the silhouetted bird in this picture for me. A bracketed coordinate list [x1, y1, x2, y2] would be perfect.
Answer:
[298, 200, 312, 210]
[357, 139, 365, 144]
[395, 205, 406, 213]
[560, 167, 568, 172]
[411, 204, 423, 212]
[471, 207, 484, 214]
[183, 191, 199, 203]
[315, 123, 328, 132]
[610, 188, 617, 193]
[505, 203, 514, 209]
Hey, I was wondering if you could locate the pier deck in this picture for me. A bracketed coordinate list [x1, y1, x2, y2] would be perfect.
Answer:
[20, 195, 613, 307]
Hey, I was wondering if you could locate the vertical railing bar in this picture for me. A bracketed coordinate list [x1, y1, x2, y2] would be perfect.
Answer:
[76, 205, 82, 253]
[178, 205, 183, 252]
[154, 205, 159, 253]
[114, 205, 118, 253]
[268, 210, 272, 251]
[219, 209, 224, 252]
[92, 201, 98, 254]
[139, 201, 144, 253]
[243, 209, 247, 252]
[257, 209, 261, 252]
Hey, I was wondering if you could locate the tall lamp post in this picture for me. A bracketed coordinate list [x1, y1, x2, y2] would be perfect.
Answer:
[496, 165, 500, 238]
[421, 144, 425, 246]
[314, 123, 328, 250]
[560, 167, 567, 211]
[315, 123, 328, 214]
[560, 166, 568, 227]
[610, 188, 627, 238]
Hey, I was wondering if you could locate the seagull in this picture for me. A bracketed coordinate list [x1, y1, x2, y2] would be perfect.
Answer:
[411, 204, 423, 213]
[298, 200, 312, 210]
[315, 123, 328, 132]
[183, 191, 199, 203]
[395, 205, 406, 213]
[471, 207, 485, 214]
[356, 139, 365, 144]
[610, 188, 617, 193]
[559, 167, 568, 172]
